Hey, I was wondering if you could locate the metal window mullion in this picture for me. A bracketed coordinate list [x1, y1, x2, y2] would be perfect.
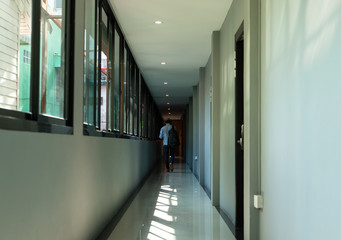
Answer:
[30, 1, 41, 120]
[134, 65, 137, 136]
[65, 0, 74, 126]
[125, 50, 128, 134]
[61, 0, 67, 119]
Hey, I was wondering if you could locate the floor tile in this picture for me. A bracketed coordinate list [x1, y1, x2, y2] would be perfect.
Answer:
[107, 161, 235, 240]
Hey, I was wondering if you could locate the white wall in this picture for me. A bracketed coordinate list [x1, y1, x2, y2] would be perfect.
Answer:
[199, 68, 205, 187]
[260, 1, 341, 239]
[192, 86, 199, 179]
[210, 31, 221, 206]
[200, 61, 213, 195]
[197, 62, 212, 195]
[209, 1, 260, 239]
[186, 98, 193, 170]
[218, 0, 246, 224]
[209, 0, 341, 239]
[204, 59, 212, 195]
[0, 1, 159, 239]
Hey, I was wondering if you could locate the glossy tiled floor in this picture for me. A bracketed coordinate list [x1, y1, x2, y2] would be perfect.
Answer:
[107, 160, 235, 240]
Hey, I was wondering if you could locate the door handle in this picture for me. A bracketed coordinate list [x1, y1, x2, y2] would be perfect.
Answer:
[237, 124, 244, 150]
[237, 138, 243, 149]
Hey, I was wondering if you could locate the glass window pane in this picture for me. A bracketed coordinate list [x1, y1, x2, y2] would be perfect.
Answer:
[126, 53, 131, 134]
[123, 47, 127, 133]
[134, 69, 138, 136]
[138, 77, 141, 136]
[0, 1, 32, 112]
[148, 95, 152, 138]
[141, 81, 146, 137]
[113, 29, 120, 131]
[108, 21, 113, 131]
[95, 4, 100, 128]
[129, 62, 134, 134]
[40, 0, 66, 118]
[84, 0, 96, 125]
[100, 9, 108, 131]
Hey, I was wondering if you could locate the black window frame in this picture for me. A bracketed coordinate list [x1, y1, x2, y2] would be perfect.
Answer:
[83, 0, 162, 140]
[0, 0, 75, 134]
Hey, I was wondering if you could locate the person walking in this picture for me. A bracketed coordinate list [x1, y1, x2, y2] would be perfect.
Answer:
[159, 119, 176, 172]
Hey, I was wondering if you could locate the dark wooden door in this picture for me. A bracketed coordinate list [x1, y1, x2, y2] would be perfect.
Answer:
[235, 29, 244, 240]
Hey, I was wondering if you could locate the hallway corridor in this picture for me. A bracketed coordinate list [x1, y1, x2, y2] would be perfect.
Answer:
[106, 161, 235, 240]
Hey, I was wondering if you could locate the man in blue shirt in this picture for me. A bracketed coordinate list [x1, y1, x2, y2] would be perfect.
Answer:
[159, 119, 175, 172]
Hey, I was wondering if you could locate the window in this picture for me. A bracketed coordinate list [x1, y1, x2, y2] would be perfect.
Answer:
[140, 81, 147, 138]
[95, 3, 100, 129]
[107, 20, 114, 131]
[113, 29, 121, 131]
[129, 60, 134, 135]
[83, 0, 96, 126]
[40, 0, 67, 118]
[134, 69, 139, 136]
[139, 76, 143, 136]
[123, 46, 128, 133]
[100, 8, 109, 131]
[83, 0, 161, 139]
[0, 0, 74, 133]
[23, 50, 31, 64]
[148, 94, 152, 138]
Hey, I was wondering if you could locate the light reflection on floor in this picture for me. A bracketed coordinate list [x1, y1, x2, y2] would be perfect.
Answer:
[107, 161, 235, 240]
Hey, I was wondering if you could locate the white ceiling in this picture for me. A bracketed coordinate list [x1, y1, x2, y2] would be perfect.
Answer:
[110, 0, 231, 119]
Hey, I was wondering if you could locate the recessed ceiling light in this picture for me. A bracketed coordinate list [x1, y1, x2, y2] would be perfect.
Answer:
[168, 112, 171, 115]
[167, 102, 170, 105]
[164, 82, 168, 85]
[168, 108, 170, 110]
[154, 20, 163, 24]
[161, 62, 166, 65]
[165, 94, 169, 97]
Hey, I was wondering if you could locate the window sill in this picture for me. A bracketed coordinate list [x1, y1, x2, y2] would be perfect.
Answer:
[83, 124, 142, 140]
[0, 110, 73, 134]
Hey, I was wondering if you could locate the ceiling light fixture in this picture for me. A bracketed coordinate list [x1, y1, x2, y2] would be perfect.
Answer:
[167, 102, 170, 105]
[154, 20, 163, 24]
[164, 82, 168, 85]
[165, 94, 169, 97]
[161, 62, 166, 65]
[168, 108, 170, 110]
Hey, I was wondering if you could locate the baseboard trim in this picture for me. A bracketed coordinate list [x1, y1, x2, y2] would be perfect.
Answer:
[216, 206, 236, 237]
[203, 185, 211, 200]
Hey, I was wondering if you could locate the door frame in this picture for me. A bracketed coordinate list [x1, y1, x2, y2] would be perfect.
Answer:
[235, 22, 244, 240]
